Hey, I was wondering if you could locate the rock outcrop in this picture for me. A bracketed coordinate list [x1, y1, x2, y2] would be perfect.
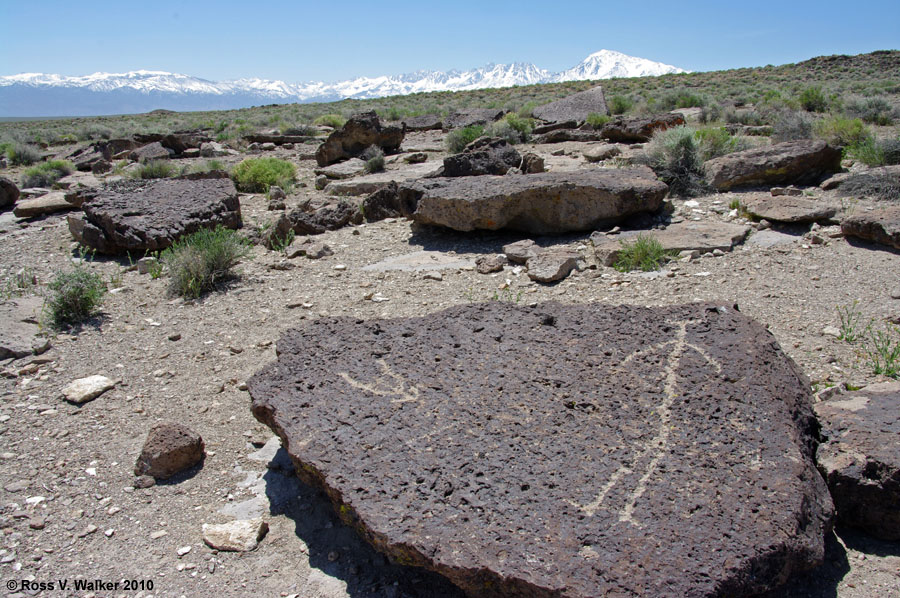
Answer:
[315, 111, 404, 167]
[0, 176, 19, 210]
[591, 222, 751, 265]
[406, 168, 668, 234]
[441, 137, 522, 177]
[68, 178, 241, 253]
[533, 85, 608, 123]
[600, 113, 686, 143]
[841, 206, 900, 249]
[704, 140, 842, 191]
[815, 382, 900, 540]
[249, 301, 832, 598]
[741, 196, 839, 224]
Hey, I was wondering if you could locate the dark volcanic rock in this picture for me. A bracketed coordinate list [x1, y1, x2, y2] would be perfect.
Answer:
[360, 182, 421, 222]
[401, 114, 443, 131]
[443, 109, 506, 129]
[288, 201, 362, 235]
[704, 140, 842, 191]
[68, 178, 241, 253]
[533, 85, 608, 123]
[134, 422, 205, 480]
[600, 113, 686, 143]
[405, 168, 668, 234]
[815, 382, 900, 540]
[129, 141, 172, 162]
[249, 301, 832, 598]
[841, 205, 900, 249]
[533, 129, 605, 144]
[315, 111, 404, 166]
[0, 176, 19, 210]
[442, 137, 522, 177]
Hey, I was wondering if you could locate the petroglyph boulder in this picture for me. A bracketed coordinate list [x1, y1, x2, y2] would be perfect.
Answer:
[249, 302, 832, 598]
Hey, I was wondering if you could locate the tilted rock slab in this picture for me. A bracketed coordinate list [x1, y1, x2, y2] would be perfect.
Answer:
[841, 205, 900, 249]
[249, 302, 832, 598]
[407, 168, 668, 234]
[705, 140, 842, 191]
[590, 221, 751, 266]
[68, 177, 241, 253]
[815, 382, 900, 540]
[600, 113, 685, 143]
[533, 85, 608, 123]
[741, 196, 839, 224]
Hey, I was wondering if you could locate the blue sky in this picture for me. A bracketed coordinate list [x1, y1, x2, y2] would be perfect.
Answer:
[2, 0, 898, 81]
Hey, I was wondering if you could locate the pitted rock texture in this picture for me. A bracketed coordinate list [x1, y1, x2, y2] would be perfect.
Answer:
[443, 109, 506, 129]
[704, 140, 842, 191]
[315, 111, 404, 166]
[249, 302, 832, 598]
[134, 422, 205, 480]
[532, 85, 608, 123]
[68, 178, 241, 253]
[814, 382, 900, 540]
[441, 137, 522, 177]
[406, 168, 668, 234]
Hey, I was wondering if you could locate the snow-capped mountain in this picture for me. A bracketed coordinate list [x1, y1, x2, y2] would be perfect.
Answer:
[0, 50, 686, 117]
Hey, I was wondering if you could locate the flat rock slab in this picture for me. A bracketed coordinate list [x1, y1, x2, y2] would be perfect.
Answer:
[533, 86, 607, 123]
[742, 196, 839, 223]
[841, 206, 900, 249]
[815, 382, 900, 540]
[69, 178, 241, 253]
[250, 302, 832, 598]
[705, 140, 842, 191]
[12, 191, 76, 218]
[408, 168, 668, 234]
[591, 221, 751, 265]
[746, 229, 799, 248]
[362, 250, 474, 273]
[314, 158, 368, 180]
[444, 109, 505, 129]
[0, 297, 49, 359]
[326, 162, 441, 196]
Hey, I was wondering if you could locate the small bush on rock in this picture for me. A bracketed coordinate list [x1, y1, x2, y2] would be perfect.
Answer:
[45, 266, 106, 329]
[282, 124, 319, 136]
[161, 226, 251, 298]
[614, 234, 675, 272]
[644, 126, 706, 197]
[586, 113, 611, 128]
[361, 145, 385, 173]
[21, 160, 74, 187]
[445, 125, 484, 154]
[134, 160, 177, 179]
[231, 157, 296, 193]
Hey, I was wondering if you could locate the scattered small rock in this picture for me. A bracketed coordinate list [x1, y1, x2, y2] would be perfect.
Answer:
[62, 375, 116, 404]
[134, 422, 205, 480]
[202, 518, 269, 552]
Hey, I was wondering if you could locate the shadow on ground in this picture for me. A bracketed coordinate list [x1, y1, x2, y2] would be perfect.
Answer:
[264, 447, 464, 598]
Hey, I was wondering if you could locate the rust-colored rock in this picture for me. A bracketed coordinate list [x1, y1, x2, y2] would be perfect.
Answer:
[704, 140, 842, 191]
[249, 302, 832, 598]
[134, 422, 205, 480]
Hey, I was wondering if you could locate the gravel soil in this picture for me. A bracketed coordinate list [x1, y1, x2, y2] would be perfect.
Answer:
[0, 136, 898, 597]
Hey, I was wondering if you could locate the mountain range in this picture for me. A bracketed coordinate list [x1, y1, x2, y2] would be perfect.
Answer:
[0, 50, 686, 117]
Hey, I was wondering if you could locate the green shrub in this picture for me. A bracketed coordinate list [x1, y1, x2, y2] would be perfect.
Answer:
[657, 89, 707, 111]
[231, 157, 296, 193]
[586, 113, 611, 128]
[485, 113, 533, 144]
[694, 127, 751, 161]
[282, 124, 318, 136]
[183, 159, 227, 176]
[644, 126, 706, 197]
[608, 95, 634, 115]
[799, 86, 828, 112]
[45, 266, 106, 328]
[814, 116, 870, 147]
[133, 160, 177, 179]
[360, 145, 385, 173]
[613, 234, 675, 272]
[161, 226, 251, 298]
[445, 125, 484, 153]
[21, 160, 74, 187]
[772, 110, 814, 142]
[6, 142, 42, 166]
[844, 96, 895, 125]
[313, 114, 346, 128]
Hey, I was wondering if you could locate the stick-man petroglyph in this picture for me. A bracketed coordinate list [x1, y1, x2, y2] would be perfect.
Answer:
[575, 319, 723, 527]
[340, 358, 421, 404]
